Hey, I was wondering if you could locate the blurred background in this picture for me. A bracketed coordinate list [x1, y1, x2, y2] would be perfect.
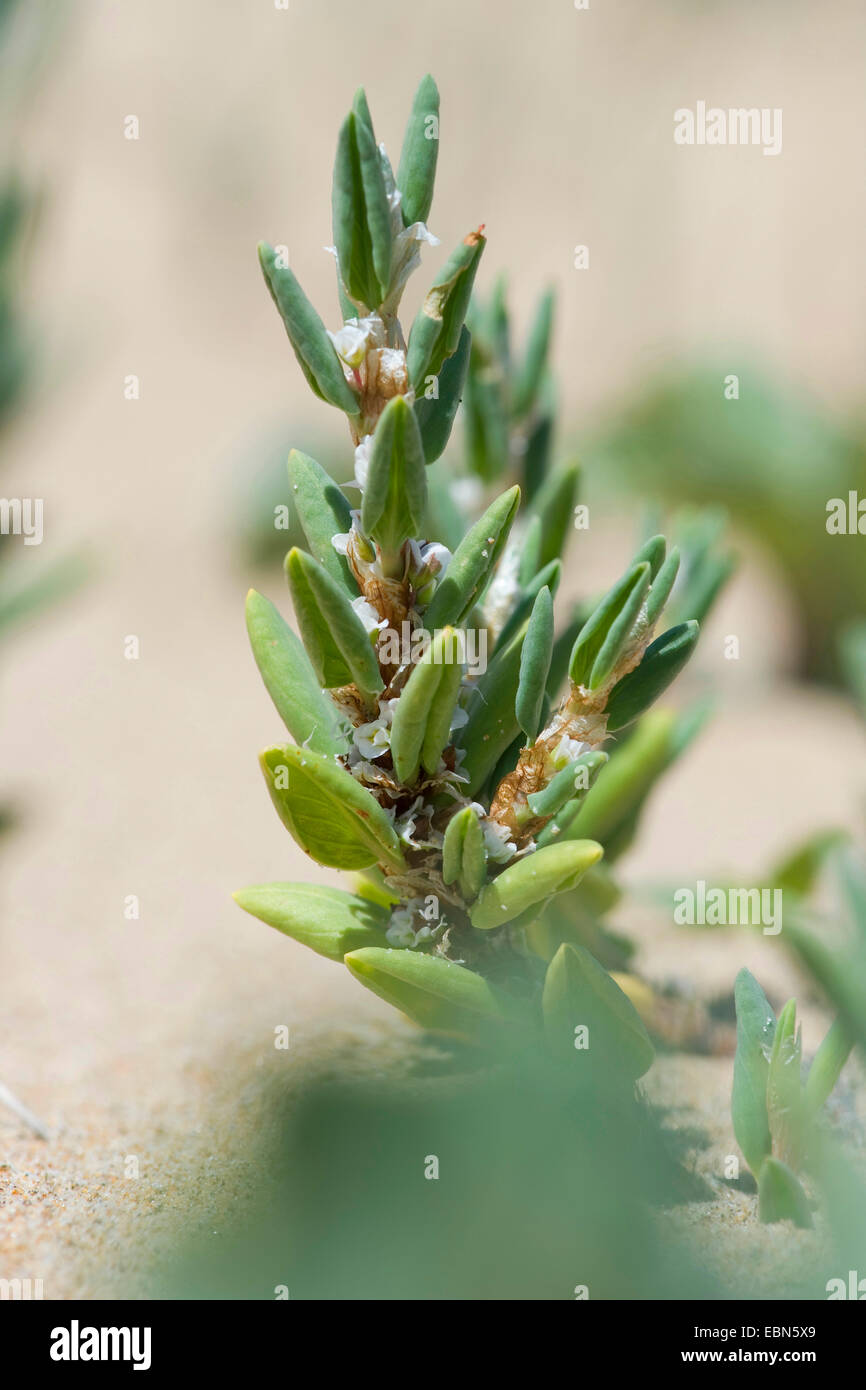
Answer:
[1, 0, 865, 1296]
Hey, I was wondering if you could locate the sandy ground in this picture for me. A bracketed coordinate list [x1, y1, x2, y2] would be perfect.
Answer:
[2, 0, 866, 1299]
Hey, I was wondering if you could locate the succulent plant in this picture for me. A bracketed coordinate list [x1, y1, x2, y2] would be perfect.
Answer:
[732, 967, 854, 1227]
[236, 78, 712, 1077]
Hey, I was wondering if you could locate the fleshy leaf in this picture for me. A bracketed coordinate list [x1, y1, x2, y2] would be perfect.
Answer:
[260, 744, 404, 871]
[245, 589, 346, 757]
[442, 804, 487, 901]
[234, 882, 389, 960]
[605, 621, 699, 732]
[258, 242, 359, 415]
[360, 396, 427, 569]
[396, 74, 440, 227]
[541, 941, 655, 1077]
[413, 323, 471, 464]
[757, 1156, 812, 1228]
[332, 92, 392, 310]
[285, 548, 383, 696]
[732, 968, 776, 1178]
[345, 946, 518, 1039]
[515, 585, 554, 743]
[470, 840, 603, 930]
[569, 562, 650, 690]
[407, 228, 486, 390]
[512, 287, 554, 419]
[389, 627, 462, 783]
[287, 449, 355, 594]
[423, 485, 520, 631]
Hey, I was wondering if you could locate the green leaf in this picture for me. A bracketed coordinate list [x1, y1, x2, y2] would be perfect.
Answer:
[233, 882, 389, 961]
[512, 287, 554, 418]
[345, 946, 517, 1039]
[389, 627, 462, 783]
[260, 744, 405, 872]
[464, 337, 509, 482]
[396, 74, 440, 226]
[542, 941, 655, 1077]
[442, 804, 487, 901]
[245, 589, 346, 757]
[522, 401, 555, 502]
[495, 559, 561, 653]
[644, 547, 680, 627]
[757, 1157, 812, 1228]
[287, 449, 355, 594]
[569, 562, 650, 689]
[257, 242, 359, 415]
[423, 485, 520, 631]
[456, 619, 527, 795]
[770, 828, 847, 898]
[332, 93, 392, 309]
[605, 621, 699, 732]
[732, 967, 776, 1178]
[413, 323, 470, 464]
[515, 585, 554, 743]
[527, 462, 579, 569]
[361, 396, 427, 569]
[407, 229, 486, 390]
[588, 563, 652, 690]
[804, 1017, 854, 1115]
[470, 840, 603, 930]
[529, 751, 608, 823]
[766, 999, 804, 1170]
[632, 534, 666, 577]
[285, 547, 383, 696]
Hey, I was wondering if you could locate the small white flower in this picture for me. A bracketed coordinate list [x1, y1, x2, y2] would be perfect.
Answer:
[472, 803, 517, 863]
[351, 696, 399, 761]
[351, 437, 373, 490]
[351, 594, 385, 636]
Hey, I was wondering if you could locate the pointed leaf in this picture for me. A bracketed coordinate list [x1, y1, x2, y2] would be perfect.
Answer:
[258, 242, 359, 415]
[516, 585, 554, 743]
[389, 627, 462, 783]
[470, 840, 603, 930]
[757, 1157, 812, 1228]
[345, 946, 518, 1038]
[234, 882, 389, 960]
[804, 1017, 854, 1115]
[407, 228, 486, 389]
[529, 750, 608, 822]
[423, 485, 520, 630]
[260, 744, 405, 871]
[332, 95, 392, 309]
[512, 287, 554, 419]
[542, 941, 654, 1077]
[456, 619, 527, 795]
[442, 804, 487, 901]
[245, 589, 346, 757]
[361, 396, 427, 565]
[396, 74, 440, 227]
[286, 548, 383, 695]
[605, 621, 699, 732]
[569, 562, 650, 689]
[287, 449, 355, 594]
[527, 462, 579, 569]
[413, 323, 470, 464]
[732, 968, 776, 1177]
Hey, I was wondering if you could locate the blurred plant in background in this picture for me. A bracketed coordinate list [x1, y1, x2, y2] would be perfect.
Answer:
[587, 364, 866, 683]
